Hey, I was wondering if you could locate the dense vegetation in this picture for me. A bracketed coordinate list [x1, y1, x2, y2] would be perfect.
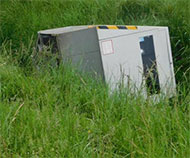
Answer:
[0, 0, 190, 157]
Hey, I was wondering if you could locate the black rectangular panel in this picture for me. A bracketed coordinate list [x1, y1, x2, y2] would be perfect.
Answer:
[139, 35, 160, 95]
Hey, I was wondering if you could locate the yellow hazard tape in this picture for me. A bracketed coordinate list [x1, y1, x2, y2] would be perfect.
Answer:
[107, 25, 118, 29]
[88, 25, 137, 30]
[126, 26, 138, 30]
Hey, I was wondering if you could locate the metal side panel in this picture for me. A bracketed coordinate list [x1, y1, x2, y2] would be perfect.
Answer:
[166, 27, 176, 91]
[99, 33, 144, 91]
[56, 28, 104, 78]
[153, 28, 176, 96]
[63, 51, 104, 78]
[57, 28, 100, 56]
[98, 29, 176, 96]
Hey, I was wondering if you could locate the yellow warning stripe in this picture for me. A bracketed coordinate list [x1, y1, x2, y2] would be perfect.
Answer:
[107, 25, 118, 29]
[126, 26, 138, 30]
[88, 25, 137, 30]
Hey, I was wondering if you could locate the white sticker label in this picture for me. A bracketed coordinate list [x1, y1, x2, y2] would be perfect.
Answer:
[101, 40, 114, 55]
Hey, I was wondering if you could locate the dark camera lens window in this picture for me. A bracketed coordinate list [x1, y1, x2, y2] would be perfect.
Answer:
[139, 35, 160, 95]
[41, 34, 58, 53]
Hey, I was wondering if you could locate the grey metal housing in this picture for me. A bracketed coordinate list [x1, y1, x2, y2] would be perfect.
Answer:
[37, 25, 176, 97]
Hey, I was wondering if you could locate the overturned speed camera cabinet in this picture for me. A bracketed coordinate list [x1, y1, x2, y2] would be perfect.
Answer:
[37, 25, 176, 97]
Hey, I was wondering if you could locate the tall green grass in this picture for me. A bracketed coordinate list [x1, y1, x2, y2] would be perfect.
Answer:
[1, 46, 190, 157]
[0, 0, 190, 157]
